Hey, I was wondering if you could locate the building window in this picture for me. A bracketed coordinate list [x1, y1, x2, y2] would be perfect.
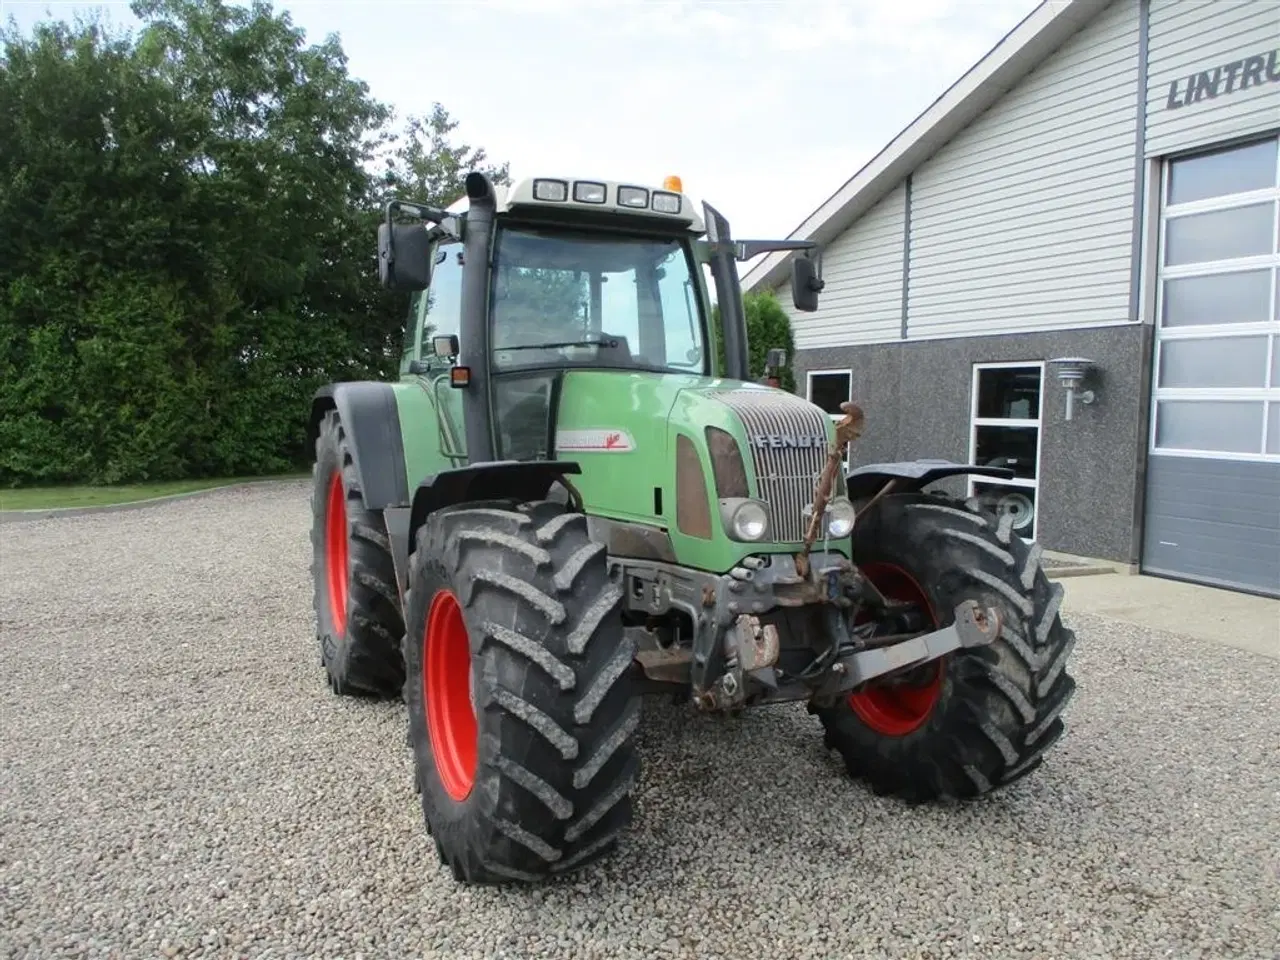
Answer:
[807, 369, 853, 469]
[968, 362, 1043, 541]
[807, 370, 852, 416]
[1151, 134, 1280, 461]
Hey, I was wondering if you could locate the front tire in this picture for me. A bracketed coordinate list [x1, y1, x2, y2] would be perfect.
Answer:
[310, 409, 406, 698]
[813, 491, 1077, 800]
[403, 498, 642, 884]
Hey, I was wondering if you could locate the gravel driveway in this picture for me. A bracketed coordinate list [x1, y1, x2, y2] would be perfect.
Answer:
[2, 480, 1278, 960]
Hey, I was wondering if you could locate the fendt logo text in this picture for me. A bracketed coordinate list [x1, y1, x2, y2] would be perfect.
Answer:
[749, 434, 828, 450]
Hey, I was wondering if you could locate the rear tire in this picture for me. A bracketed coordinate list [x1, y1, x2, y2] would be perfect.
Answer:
[403, 498, 642, 884]
[310, 409, 406, 698]
[813, 491, 1077, 800]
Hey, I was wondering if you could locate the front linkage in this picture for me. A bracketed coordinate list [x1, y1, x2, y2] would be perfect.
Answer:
[626, 401, 1003, 713]
[627, 548, 1002, 713]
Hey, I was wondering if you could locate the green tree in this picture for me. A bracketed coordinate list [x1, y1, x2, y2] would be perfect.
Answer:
[380, 102, 511, 208]
[0, 13, 211, 483]
[712, 290, 798, 392]
[0, 0, 511, 486]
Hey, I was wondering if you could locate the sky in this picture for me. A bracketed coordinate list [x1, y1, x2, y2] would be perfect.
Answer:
[1, 0, 1043, 244]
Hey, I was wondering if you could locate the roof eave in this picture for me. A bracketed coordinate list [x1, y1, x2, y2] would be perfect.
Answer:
[741, 0, 1115, 294]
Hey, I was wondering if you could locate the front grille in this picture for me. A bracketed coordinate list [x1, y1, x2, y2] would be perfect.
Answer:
[712, 389, 832, 543]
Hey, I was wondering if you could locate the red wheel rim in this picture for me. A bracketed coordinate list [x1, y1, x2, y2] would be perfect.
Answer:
[424, 589, 478, 801]
[325, 471, 349, 635]
[848, 562, 944, 736]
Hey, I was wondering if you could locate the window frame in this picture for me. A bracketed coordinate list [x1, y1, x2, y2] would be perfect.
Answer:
[966, 360, 1045, 544]
[1149, 132, 1280, 462]
[806, 368, 853, 418]
[486, 222, 712, 378]
[806, 368, 854, 471]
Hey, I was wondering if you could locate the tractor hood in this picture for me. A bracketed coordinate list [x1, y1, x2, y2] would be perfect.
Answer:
[668, 376, 839, 546]
[554, 369, 841, 573]
[553, 369, 740, 466]
[555, 369, 822, 457]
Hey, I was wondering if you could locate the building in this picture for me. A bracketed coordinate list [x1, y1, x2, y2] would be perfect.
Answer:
[742, 0, 1280, 598]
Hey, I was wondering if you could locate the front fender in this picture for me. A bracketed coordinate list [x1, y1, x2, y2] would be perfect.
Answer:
[309, 382, 410, 510]
[407, 460, 583, 550]
[846, 459, 1014, 500]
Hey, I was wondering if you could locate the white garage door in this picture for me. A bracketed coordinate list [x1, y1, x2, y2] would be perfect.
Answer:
[1142, 133, 1280, 597]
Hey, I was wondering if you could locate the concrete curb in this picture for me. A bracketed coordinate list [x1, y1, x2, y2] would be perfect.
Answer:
[1046, 565, 1116, 579]
[0, 478, 308, 525]
[1043, 548, 1136, 576]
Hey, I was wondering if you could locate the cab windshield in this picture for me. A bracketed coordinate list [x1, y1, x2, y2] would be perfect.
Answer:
[489, 224, 708, 375]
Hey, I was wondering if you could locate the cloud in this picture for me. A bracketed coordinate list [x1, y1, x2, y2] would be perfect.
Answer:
[5, 0, 1042, 244]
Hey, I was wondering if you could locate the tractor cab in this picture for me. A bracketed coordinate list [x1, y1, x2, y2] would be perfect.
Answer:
[380, 173, 825, 467]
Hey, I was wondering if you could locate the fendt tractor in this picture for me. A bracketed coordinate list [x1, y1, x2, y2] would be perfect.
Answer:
[306, 171, 1078, 885]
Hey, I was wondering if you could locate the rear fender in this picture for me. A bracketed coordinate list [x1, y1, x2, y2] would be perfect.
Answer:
[846, 459, 1014, 501]
[407, 459, 584, 551]
[309, 382, 411, 511]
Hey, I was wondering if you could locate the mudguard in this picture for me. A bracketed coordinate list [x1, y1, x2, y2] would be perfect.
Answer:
[309, 382, 411, 510]
[846, 459, 1014, 500]
[407, 459, 583, 548]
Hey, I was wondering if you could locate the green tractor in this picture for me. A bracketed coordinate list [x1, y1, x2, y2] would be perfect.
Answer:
[307, 172, 1077, 884]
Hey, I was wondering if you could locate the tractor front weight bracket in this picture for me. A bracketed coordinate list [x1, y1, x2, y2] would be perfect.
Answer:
[808, 600, 1003, 707]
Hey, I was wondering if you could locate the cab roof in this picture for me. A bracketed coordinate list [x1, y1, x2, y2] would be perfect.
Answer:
[445, 175, 706, 235]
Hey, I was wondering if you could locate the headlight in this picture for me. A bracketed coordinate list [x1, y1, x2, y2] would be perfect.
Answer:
[533, 179, 568, 201]
[720, 498, 770, 541]
[573, 181, 607, 204]
[651, 191, 682, 214]
[826, 497, 856, 538]
[617, 185, 649, 208]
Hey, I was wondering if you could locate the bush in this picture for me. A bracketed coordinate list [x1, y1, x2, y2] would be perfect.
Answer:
[712, 290, 799, 392]
[0, 2, 507, 487]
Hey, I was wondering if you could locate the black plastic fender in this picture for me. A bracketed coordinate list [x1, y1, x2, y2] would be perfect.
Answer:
[845, 459, 1015, 500]
[407, 459, 583, 549]
[308, 382, 411, 510]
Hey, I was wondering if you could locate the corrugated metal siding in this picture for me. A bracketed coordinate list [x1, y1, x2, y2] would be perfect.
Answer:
[1145, 0, 1280, 158]
[1141, 455, 1280, 596]
[907, 0, 1141, 340]
[773, 183, 905, 350]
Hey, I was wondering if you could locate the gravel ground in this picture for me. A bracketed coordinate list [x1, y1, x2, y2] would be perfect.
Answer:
[2, 480, 1278, 960]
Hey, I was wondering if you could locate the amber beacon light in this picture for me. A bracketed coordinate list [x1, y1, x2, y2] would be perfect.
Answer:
[663, 175, 683, 192]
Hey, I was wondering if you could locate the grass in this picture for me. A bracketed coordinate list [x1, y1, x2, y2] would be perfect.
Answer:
[0, 473, 309, 511]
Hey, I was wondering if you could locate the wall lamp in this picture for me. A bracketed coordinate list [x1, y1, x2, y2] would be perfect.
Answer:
[1048, 357, 1097, 421]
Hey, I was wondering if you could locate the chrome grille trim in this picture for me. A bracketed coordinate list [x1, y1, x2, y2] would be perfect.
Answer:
[711, 389, 832, 543]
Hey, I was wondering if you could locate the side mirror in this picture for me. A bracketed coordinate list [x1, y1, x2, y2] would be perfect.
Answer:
[759, 347, 788, 389]
[791, 256, 824, 313]
[378, 221, 432, 291]
[432, 334, 460, 360]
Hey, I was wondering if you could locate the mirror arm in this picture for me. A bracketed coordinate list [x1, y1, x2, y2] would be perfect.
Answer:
[385, 198, 451, 225]
[427, 216, 462, 243]
[730, 239, 820, 262]
[384, 199, 462, 253]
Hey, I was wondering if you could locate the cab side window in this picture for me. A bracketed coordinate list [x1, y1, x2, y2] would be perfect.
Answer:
[421, 240, 463, 364]
[399, 291, 424, 373]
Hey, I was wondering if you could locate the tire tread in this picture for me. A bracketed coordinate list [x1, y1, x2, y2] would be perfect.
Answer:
[816, 491, 1077, 801]
[310, 409, 406, 698]
[403, 497, 640, 884]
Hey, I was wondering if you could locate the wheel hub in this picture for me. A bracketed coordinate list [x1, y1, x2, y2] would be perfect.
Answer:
[848, 562, 944, 736]
[424, 589, 478, 801]
[325, 472, 349, 635]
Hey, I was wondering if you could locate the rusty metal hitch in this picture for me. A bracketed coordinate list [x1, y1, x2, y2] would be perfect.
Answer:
[811, 600, 1002, 702]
